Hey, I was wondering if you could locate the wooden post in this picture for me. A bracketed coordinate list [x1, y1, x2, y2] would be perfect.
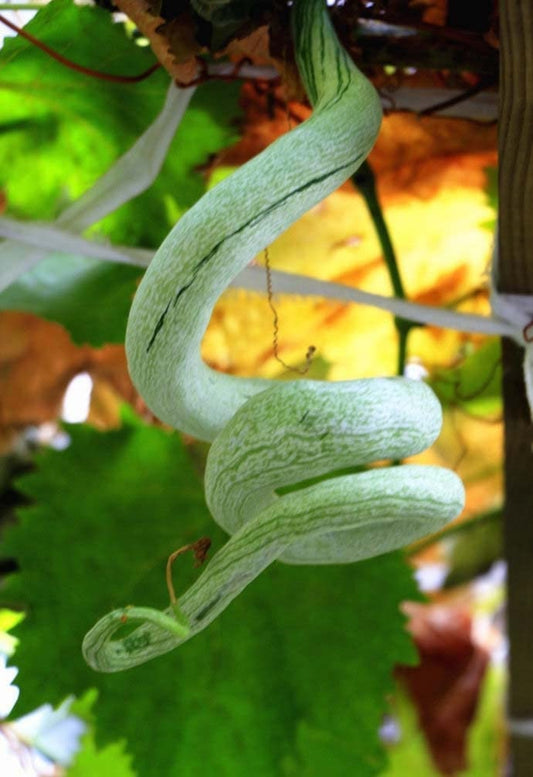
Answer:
[499, 1, 533, 774]
[499, 0, 533, 293]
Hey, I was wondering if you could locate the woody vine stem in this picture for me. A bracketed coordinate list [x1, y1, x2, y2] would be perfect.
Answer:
[79, 0, 465, 672]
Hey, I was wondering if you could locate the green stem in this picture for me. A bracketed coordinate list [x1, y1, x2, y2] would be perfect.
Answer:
[352, 160, 417, 376]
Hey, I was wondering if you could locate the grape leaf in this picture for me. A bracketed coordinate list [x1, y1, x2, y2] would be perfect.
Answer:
[0, 0, 241, 244]
[2, 417, 419, 776]
[0, 0, 241, 344]
[0, 0, 159, 227]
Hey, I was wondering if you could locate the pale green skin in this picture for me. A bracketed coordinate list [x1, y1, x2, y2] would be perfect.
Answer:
[82, 0, 465, 672]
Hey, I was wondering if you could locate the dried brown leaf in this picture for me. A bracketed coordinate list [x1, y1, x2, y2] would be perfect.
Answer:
[397, 602, 489, 775]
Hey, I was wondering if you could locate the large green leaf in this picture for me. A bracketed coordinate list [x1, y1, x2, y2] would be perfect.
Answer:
[2, 417, 419, 776]
[0, 0, 241, 244]
[0, 0, 241, 343]
[0, 0, 159, 228]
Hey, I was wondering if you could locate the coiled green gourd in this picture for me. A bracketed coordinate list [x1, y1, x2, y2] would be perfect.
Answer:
[83, 0, 464, 672]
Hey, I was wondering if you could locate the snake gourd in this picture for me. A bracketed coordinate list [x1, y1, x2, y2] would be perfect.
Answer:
[82, 0, 465, 672]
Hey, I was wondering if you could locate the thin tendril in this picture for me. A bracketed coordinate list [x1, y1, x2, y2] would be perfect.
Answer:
[264, 247, 315, 374]
[166, 537, 211, 606]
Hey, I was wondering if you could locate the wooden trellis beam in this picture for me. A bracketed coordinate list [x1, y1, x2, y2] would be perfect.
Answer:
[499, 1, 533, 774]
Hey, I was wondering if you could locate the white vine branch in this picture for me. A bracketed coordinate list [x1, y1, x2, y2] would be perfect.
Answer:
[235, 266, 518, 339]
[0, 212, 517, 340]
[0, 216, 153, 267]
